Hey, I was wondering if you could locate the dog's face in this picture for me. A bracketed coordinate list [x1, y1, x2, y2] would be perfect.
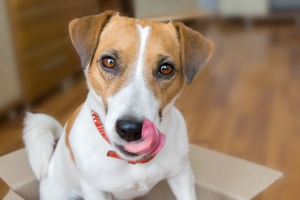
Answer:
[69, 11, 213, 159]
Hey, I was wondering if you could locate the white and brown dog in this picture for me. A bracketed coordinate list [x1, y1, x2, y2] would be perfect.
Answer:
[23, 11, 213, 200]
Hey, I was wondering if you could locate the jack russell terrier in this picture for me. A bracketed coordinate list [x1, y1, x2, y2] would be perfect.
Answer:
[23, 11, 213, 200]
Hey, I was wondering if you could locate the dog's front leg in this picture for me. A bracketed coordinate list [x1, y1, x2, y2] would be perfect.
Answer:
[167, 161, 197, 200]
[81, 181, 113, 200]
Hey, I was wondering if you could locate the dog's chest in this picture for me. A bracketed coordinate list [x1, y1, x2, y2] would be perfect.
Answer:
[112, 178, 157, 199]
[109, 164, 166, 199]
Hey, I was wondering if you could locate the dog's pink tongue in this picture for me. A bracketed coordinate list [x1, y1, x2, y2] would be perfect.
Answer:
[124, 119, 165, 155]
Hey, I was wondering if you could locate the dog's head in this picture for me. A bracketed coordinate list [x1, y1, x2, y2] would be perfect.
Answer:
[69, 11, 213, 159]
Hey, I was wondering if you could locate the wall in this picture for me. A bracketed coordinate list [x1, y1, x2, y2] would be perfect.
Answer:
[134, 0, 270, 19]
[271, 0, 300, 10]
[219, 0, 269, 17]
[133, 0, 200, 19]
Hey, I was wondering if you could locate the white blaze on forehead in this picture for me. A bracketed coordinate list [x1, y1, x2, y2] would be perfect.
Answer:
[135, 25, 150, 81]
[104, 24, 161, 146]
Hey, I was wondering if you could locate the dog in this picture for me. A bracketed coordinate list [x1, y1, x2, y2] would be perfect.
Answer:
[23, 11, 213, 200]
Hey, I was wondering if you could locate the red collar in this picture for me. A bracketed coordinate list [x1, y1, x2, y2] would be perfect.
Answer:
[92, 111, 156, 164]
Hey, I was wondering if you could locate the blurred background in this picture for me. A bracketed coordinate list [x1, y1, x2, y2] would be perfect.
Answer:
[0, 0, 300, 199]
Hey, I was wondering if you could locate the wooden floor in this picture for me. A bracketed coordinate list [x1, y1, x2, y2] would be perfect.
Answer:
[0, 22, 300, 199]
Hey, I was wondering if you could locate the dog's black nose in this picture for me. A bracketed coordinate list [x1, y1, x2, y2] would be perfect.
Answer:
[116, 119, 143, 142]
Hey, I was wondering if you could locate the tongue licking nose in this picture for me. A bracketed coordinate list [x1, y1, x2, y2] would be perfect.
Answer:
[124, 119, 165, 155]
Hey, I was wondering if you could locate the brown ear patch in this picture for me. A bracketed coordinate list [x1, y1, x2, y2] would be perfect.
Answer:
[65, 104, 83, 163]
[69, 11, 117, 67]
[172, 22, 214, 84]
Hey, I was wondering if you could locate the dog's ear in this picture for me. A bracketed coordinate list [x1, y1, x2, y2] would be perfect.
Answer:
[69, 11, 117, 68]
[172, 22, 214, 84]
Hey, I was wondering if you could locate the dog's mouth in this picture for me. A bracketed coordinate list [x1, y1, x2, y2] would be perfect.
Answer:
[115, 119, 166, 158]
[116, 144, 139, 157]
[93, 110, 165, 160]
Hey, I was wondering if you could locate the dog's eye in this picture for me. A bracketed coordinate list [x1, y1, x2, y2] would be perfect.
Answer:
[158, 64, 173, 76]
[102, 57, 115, 68]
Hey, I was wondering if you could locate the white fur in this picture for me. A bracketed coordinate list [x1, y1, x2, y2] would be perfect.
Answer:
[24, 24, 196, 200]
[23, 112, 63, 180]
[105, 26, 162, 160]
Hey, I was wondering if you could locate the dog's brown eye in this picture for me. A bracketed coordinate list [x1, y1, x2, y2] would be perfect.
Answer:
[159, 64, 173, 75]
[102, 57, 115, 68]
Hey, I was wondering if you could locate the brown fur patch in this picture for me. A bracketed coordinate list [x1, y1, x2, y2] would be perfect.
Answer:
[87, 15, 140, 110]
[85, 14, 212, 115]
[87, 16, 184, 113]
[172, 22, 214, 84]
[143, 22, 184, 112]
[65, 104, 83, 163]
[69, 11, 116, 67]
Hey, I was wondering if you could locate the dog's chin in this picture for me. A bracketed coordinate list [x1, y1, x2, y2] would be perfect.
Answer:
[116, 144, 138, 156]
[114, 144, 146, 160]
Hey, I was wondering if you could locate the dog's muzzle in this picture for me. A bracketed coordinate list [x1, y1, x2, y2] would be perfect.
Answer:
[92, 111, 166, 164]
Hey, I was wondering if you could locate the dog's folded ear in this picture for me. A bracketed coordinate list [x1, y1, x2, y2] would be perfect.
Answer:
[69, 11, 117, 68]
[172, 22, 214, 84]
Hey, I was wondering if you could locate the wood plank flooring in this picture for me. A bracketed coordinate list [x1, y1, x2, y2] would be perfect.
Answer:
[0, 22, 299, 199]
